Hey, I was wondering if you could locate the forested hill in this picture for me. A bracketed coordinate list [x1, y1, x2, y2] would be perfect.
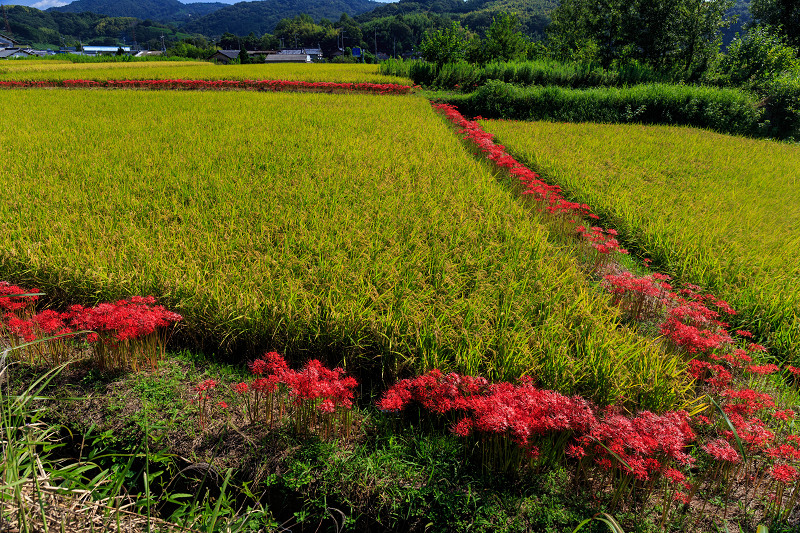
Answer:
[49, 0, 227, 24]
[182, 0, 381, 36]
[357, 0, 559, 38]
[5, 5, 191, 48]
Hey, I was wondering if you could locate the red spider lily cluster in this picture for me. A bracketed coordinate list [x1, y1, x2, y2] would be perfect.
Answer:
[378, 363, 800, 520]
[67, 296, 182, 370]
[0, 281, 40, 315]
[428, 101, 800, 520]
[378, 370, 696, 490]
[599, 271, 800, 516]
[217, 352, 357, 439]
[432, 103, 627, 269]
[0, 283, 181, 370]
[0, 79, 414, 95]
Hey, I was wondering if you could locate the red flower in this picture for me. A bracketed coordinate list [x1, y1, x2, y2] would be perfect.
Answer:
[702, 438, 741, 463]
[770, 464, 798, 483]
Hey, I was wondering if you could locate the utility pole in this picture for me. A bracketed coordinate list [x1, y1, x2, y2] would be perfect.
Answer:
[374, 28, 377, 58]
[131, 22, 138, 51]
[2, 3, 12, 38]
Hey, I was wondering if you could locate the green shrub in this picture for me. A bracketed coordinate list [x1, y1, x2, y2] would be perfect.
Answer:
[451, 81, 763, 136]
[765, 73, 800, 140]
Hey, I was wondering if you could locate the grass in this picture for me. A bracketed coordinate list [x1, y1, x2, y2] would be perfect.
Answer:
[0, 351, 666, 533]
[0, 88, 685, 410]
[0, 61, 411, 85]
[482, 119, 800, 364]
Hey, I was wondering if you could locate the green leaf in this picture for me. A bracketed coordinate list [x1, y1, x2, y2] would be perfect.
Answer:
[573, 513, 626, 533]
[708, 395, 747, 463]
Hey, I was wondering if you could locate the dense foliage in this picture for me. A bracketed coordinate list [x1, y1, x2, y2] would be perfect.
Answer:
[547, 0, 734, 78]
[49, 0, 226, 24]
[181, 0, 379, 39]
[4, 5, 191, 48]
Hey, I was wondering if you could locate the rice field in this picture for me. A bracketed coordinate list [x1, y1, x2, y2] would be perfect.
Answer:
[484, 119, 800, 363]
[0, 61, 411, 85]
[0, 89, 684, 409]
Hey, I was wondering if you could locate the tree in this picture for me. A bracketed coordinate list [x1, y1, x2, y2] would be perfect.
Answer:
[750, 0, 800, 48]
[548, 0, 734, 76]
[719, 25, 799, 87]
[471, 11, 529, 64]
[418, 21, 467, 66]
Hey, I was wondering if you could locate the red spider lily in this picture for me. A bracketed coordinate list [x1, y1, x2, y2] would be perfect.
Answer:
[722, 413, 774, 450]
[377, 370, 489, 414]
[674, 492, 690, 504]
[580, 409, 695, 481]
[233, 352, 358, 438]
[249, 351, 290, 377]
[747, 364, 779, 375]
[66, 296, 181, 370]
[431, 103, 627, 265]
[664, 467, 687, 485]
[767, 444, 800, 461]
[67, 297, 181, 342]
[4, 314, 35, 343]
[2, 79, 414, 95]
[193, 378, 218, 431]
[770, 464, 799, 483]
[603, 271, 672, 320]
[722, 388, 776, 417]
[0, 281, 40, 313]
[702, 438, 742, 463]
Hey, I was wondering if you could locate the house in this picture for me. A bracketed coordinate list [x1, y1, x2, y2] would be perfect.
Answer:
[27, 49, 54, 57]
[209, 49, 240, 64]
[303, 48, 323, 61]
[0, 48, 33, 59]
[82, 46, 131, 56]
[278, 48, 322, 60]
[246, 50, 277, 61]
[265, 53, 311, 63]
[0, 34, 18, 48]
[135, 50, 163, 58]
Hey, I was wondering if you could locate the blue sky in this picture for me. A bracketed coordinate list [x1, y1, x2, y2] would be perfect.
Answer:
[10, 0, 392, 9]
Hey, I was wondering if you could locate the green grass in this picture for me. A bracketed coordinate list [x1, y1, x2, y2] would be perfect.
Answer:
[0, 89, 684, 409]
[0, 61, 411, 85]
[483, 119, 800, 363]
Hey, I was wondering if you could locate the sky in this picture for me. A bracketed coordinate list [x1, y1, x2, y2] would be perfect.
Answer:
[10, 0, 392, 9]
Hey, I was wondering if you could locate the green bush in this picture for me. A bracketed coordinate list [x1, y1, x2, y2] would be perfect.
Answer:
[395, 59, 671, 90]
[765, 74, 800, 139]
[449, 81, 764, 136]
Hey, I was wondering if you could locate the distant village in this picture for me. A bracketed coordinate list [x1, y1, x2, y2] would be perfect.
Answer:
[0, 32, 395, 63]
